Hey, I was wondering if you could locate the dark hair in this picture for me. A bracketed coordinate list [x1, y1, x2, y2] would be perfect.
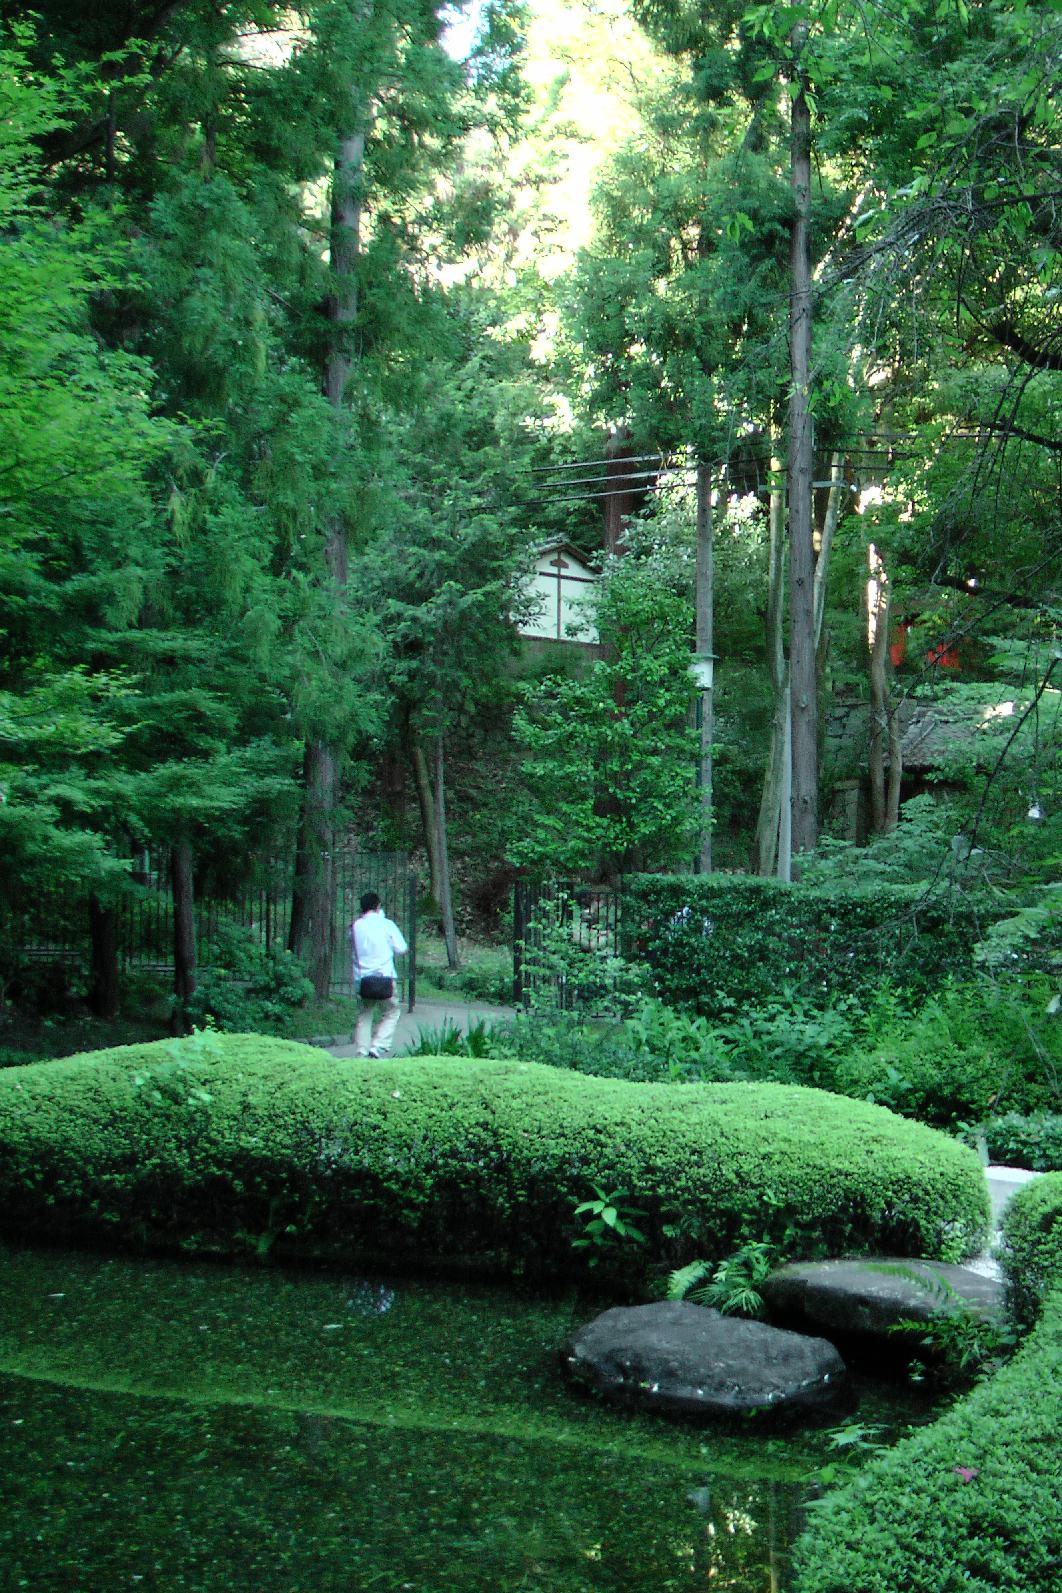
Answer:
[359, 891, 381, 914]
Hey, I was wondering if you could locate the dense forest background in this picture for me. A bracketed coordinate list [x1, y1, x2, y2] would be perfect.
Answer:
[3, 0, 1062, 1017]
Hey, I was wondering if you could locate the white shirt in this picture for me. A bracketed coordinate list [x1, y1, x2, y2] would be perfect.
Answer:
[352, 911, 408, 980]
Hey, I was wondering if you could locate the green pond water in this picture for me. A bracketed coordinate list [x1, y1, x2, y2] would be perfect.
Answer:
[0, 1240, 943, 1592]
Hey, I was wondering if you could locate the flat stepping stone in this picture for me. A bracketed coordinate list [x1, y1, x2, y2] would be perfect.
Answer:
[560, 1300, 846, 1421]
[761, 1258, 1005, 1342]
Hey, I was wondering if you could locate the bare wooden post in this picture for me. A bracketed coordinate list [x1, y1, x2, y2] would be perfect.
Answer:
[171, 839, 197, 1016]
[694, 459, 714, 873]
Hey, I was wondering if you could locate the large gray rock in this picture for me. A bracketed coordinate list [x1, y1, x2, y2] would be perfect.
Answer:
[560, 1300, 846, 1420]
[761, 1258, 1005, 1342]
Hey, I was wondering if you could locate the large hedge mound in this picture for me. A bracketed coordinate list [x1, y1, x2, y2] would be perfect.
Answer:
[999, 1171, 1062, 1328]
[0, 1034, 989, 1278]
[793, 1177, 1062, 1593]
[791, 1283, 1062, 1593]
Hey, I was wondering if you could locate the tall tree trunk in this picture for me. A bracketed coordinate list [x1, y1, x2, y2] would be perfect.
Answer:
[411, 742, 443, 906]
[172, 839, 197, 1019]
[289, 123, 364, 997]
[788, 30, 817, 863]
[753, 435, 787, 875]
[410, 737, 458, 967]
[289, 740, 338, 997]
[433, 733, 459, 969]
[88, 894, 120, 1018]
[754, 444, 844, 875]
[694, 459, 714, 873]
[887, 695, 903, 831]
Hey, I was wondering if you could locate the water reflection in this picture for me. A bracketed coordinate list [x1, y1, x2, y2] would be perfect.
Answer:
[0, 1241, 925, 1592]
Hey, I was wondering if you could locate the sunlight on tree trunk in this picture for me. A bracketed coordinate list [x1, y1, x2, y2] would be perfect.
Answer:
[867, 543, 901, 835]
[695, 458, 714, 873]
[753, 434, 788, 876]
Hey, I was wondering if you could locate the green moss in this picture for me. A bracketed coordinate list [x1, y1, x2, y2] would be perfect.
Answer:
[0, 1035, 990, 1280]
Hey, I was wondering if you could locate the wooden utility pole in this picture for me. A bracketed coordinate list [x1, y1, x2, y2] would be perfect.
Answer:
[787, 26, 818, 863]
[694, 459, 715, 872]
[753, 435, 787, 876]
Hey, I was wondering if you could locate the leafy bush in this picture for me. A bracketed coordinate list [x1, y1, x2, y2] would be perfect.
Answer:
[0, 1044, 48, 1069]
[179, 926, 313, 1032]
[403, 1020, 497, 1058]
[0, 1037, 989, 1283]
[999, 1171, 1062, 1328]
[791, 1284, 1062, 1592]
[836, 979, 1062, 1128]
[624, 873, 995, 1016]
[416, 945, 512, 1006]
[964, 1111, 1062, 1172]
[491, 992, 860, 1090]
[484, 1003, 744, 1084]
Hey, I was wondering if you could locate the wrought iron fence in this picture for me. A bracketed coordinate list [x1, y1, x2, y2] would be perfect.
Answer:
[331, 849, 417, 1006]
[1, 848, 417, 1005]
[512, 880, 624, 1011]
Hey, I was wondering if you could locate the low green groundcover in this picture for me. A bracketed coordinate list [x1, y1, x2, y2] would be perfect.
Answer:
[793, 1177, 1062, 1592]
[0, 1033, 988, 1279]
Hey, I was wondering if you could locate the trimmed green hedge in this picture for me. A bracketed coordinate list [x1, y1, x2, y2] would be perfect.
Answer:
[999, 1171, 1062, 1329]
[793, 1172, 1062, 1592]
[0, 1034, 989, 1279]
[624, 874, 990, 1014]
[791, 1282, 1062, 1593]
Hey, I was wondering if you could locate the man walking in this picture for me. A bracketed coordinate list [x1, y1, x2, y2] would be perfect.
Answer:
[351, 891, 408, 1058]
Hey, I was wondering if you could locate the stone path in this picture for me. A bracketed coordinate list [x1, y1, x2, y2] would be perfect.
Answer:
[968, 1164, 1042, 1279]
[322, 995, 516, 1059]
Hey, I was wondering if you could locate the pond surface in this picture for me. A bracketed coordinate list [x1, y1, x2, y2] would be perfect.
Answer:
[0, 1241, 940, 1592]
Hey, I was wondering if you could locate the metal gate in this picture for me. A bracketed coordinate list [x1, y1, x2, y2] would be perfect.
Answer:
[512, 880, 623, 1011]
[331, 849, 418, 1007]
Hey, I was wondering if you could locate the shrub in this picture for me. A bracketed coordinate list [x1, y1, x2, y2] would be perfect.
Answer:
[964, 1112, 1062, 1172]
[834, 979, 1062, 1129]
[624, 874, 994, 1015]
[0, 1036, 989, 1282]
[999, 1171, 1062, 1329]
[179, 926, 313, 1032]
[485, 1003, 742, 1084]
[791, 1284, 1062, 1593]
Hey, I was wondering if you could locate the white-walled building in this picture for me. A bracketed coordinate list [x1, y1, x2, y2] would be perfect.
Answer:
[517, 540, 600, 646]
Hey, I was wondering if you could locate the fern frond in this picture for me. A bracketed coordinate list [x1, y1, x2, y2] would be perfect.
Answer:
[665, 1258, 714, 1301]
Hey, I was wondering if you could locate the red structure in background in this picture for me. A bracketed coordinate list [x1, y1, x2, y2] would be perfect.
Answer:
[890, 623, 961, 671]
